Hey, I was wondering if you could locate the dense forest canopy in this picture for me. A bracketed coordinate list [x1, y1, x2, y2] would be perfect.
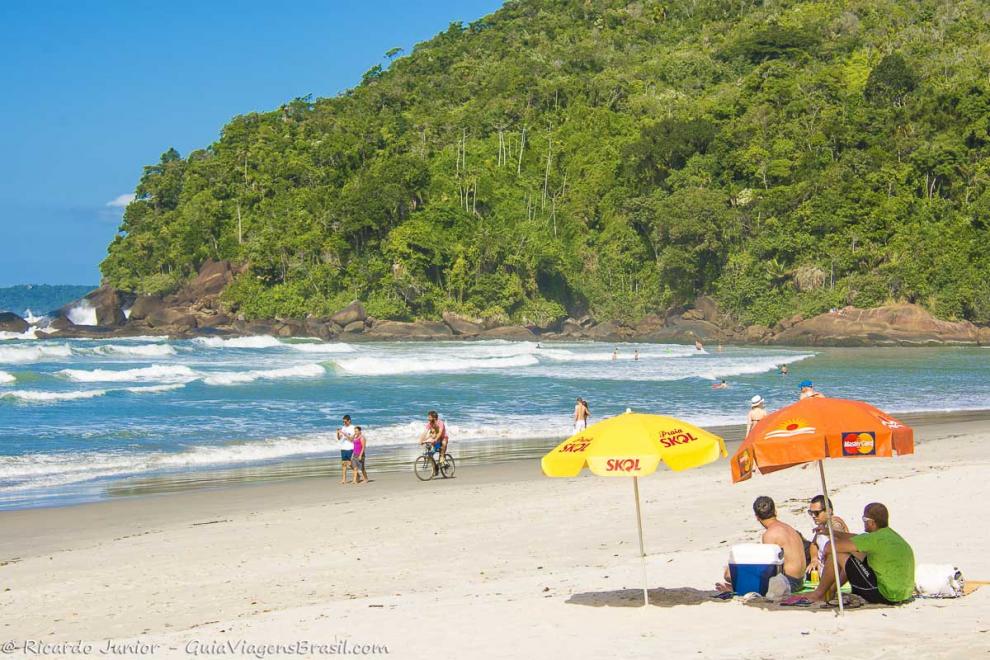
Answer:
[102, 0, 990, 327]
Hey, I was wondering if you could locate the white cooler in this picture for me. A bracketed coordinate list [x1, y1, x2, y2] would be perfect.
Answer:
[729, 543, 784, 596]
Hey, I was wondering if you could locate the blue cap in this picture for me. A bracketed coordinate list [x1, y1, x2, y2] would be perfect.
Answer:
[799, 380, 813, 389]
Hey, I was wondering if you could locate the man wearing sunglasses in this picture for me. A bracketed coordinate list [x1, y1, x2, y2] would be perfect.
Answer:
[806, 495, 848, 578]
[783, 502, 914, 606]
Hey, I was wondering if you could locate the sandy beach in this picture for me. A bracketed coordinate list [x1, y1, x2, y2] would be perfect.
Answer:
[2, 412, 988, 659]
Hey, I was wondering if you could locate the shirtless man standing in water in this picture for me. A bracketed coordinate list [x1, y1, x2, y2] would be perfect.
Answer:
[717, 496, 807, 594]
[573, 397, 590, 432]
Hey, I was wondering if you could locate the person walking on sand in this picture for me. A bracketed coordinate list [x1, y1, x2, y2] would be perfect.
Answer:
[337, 414, 356, 484]
[351, 426, 368, 484]
[573, 397, 590, 432]
[747, 395, 767, 436]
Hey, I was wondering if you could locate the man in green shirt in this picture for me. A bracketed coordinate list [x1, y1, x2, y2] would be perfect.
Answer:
[783, 502, 914, 605]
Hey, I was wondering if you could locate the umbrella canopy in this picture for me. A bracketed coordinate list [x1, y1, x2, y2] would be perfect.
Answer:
[542, 411, 727, 606]
[543, 412, 728, 478]
[731, 397, 914, 483]
[728, 397, 914, 614]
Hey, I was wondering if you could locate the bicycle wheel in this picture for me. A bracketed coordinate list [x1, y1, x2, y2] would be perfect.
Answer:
[439, 455, 456, 479]
[414, 455, 436, 481]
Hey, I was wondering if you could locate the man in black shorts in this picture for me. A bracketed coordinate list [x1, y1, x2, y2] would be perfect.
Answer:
[783, 502, 914, 605]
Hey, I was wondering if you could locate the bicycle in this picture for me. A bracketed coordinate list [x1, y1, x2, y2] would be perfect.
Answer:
[414, 445, 456, 481]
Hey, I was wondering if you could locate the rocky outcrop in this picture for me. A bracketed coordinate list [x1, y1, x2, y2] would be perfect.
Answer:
[480, 325, 536, 340]
[0, 312, 29, 333]
[83, 285, 134, 327]
[442, 311, 483, 336]
[364, 320, 452, 339]
[331, 301, 367, 327]
[173, 260, 237, 304]
[127, 295, 165, 321]
[770, 304, 979, 346]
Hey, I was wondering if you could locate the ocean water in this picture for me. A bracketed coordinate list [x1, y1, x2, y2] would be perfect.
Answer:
[0, 334, 988, 509]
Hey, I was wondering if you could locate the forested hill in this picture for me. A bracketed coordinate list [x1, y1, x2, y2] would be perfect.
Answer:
[102, 0, 990, 328]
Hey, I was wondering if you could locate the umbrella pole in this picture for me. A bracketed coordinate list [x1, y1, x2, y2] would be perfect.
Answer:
[817, 460, 844, 615]
[633, 476, 649, 607]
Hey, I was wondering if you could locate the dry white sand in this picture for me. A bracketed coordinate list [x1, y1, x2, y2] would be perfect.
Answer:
[1, 416, 988, 659]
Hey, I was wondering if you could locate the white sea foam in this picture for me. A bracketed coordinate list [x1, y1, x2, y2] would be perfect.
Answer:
[66, 300, 97, 326]
[333, 354, 539, 376]
[0, 343, 72, 363]
[1, 389, 107, 402]
[193, 335, 283, 349]
[0, 371, 15, 385]
[202, 363, 326, 386]
[58, 364, 198, 383]
[284, 342, 357, 354]
[23, 309, 44, 325]
[123, 383, 186, 394]
[0, 327, 39, 341]
[86, 344, 177, 358]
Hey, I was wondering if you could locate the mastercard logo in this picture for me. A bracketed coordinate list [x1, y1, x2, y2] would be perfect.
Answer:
[842, 431, 876, 455]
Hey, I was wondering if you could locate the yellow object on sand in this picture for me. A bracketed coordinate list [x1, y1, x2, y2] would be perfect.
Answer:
[541, 411, 727, 607]
[541, 412, 728, 477]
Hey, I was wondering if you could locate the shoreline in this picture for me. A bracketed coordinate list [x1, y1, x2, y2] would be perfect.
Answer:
[3, 408, 987, 520]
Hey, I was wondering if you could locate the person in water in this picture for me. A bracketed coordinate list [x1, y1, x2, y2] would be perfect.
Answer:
[611, 348, 618, 361]
[337, 414, 356, 484]
[634, 349, 640, 361]
[712, 379, 728, 390]
[351, 426, 368, 484]
[779, 365, 789, 376]
[799, 380, 825, 399]
[573, 397, 590, 432]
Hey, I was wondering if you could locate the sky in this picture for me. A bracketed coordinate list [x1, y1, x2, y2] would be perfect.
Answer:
[0, 0, 504, 286]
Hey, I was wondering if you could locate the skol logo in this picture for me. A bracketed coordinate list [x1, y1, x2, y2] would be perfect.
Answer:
[606, 458, 641, 472]
[842, 431, 876, 456]
[559, 438, 591, 453]
[658, 429, 698, 448]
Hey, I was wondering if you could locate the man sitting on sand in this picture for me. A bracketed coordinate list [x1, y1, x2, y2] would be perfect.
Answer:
[717, 496, 807, 594]
[806, 495, 848, 576]
[783, 502, 915, 606]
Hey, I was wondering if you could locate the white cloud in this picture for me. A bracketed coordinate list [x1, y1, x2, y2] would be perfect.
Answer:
[106, 193, 136, 208]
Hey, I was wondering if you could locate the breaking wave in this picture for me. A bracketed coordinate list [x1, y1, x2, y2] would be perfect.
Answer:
[332, 354, 539, 376]
[0, 344, 72, 363]
[58, 364, 198, 383]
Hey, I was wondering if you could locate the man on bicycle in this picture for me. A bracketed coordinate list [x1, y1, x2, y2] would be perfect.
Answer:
[419, 410, 449, 464]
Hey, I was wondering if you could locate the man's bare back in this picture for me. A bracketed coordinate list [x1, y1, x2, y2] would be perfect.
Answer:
[762, 520, 807, 579]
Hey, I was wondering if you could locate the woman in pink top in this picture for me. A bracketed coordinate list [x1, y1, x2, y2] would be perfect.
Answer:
[351, 426, 368, 484]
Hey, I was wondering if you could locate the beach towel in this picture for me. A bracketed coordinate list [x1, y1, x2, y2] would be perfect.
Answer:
[915, 564, 964, 598]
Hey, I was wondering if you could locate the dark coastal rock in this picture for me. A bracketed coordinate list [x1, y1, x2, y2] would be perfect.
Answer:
[173, 260, 235, 304]
[692, 295, 722, 324]
[331, 301, 367, 327]
[83, 285, 133, 327]
[978, 327, 990, 346]
[0, 312, 29, 333]
[663, 317, 726, 342]
[633, 314, 665, 336]
[585, 321, 634, 341]
[342, 320, 366, 334]
[770, 304, 979, 346]
[559, 318, 586, 336]
[743, 325, 772, 343]
[442, 311, 483, 336]
[480, 325, 535, 340]
[364, 320, 452, 339]
[196, 312, 231, 329]
[146, 307, 197, 330]
[304, 317, 335, 340]
[127, 295, 166, 321]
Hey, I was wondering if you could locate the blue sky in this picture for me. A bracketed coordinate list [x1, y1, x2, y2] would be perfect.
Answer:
[0, 0, 504, 286]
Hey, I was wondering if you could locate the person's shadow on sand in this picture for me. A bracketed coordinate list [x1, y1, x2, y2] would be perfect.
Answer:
[567, 587, 714, 608]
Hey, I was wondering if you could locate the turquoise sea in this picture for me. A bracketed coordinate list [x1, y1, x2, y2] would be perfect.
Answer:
[1, 329, 988, 509]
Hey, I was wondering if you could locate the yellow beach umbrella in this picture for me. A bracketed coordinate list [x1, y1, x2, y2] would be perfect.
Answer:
[542, 410, 727, 606]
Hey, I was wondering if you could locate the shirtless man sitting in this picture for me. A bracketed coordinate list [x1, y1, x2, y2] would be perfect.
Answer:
[717, 496, 807, 594]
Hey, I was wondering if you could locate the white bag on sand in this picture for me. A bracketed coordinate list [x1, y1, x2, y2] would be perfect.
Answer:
[765, 573, 793, 601]
[915, 564, 964, 598]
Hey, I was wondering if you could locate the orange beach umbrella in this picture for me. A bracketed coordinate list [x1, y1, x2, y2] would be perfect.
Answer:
[730, 397, 914, 613]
